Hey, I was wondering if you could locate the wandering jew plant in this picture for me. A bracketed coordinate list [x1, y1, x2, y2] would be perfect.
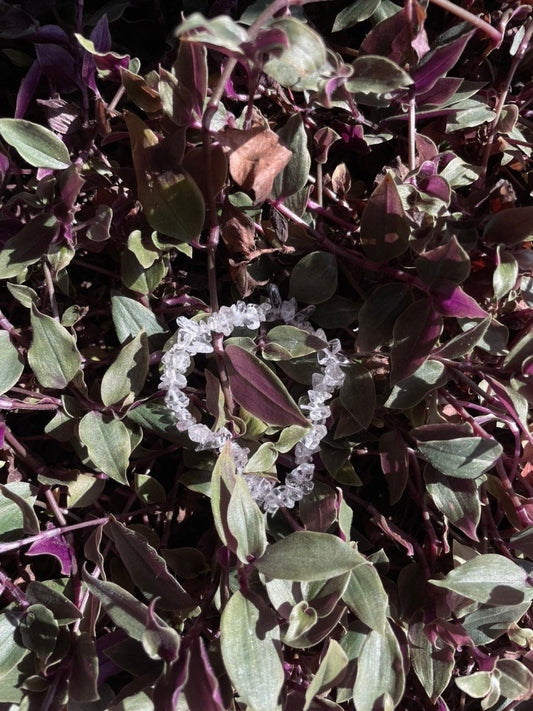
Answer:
[0, 0, 532, 709]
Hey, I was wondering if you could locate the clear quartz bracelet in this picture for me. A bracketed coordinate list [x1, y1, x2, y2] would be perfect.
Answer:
[160, 288, 348, 513]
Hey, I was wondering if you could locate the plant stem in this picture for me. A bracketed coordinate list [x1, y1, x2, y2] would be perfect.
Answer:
[428, 0, 502, 45]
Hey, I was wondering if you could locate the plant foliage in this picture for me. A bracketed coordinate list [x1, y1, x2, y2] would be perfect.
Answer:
[0, 0, 532, 709]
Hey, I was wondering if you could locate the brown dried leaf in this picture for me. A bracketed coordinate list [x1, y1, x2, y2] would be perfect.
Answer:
[218, 126, 292, 203]
[221, 200, 256, 257]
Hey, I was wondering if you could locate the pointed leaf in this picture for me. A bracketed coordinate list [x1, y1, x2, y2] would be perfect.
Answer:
[111, 292, 168, 345]
[0, 332, 23, 395]
[424, 466, 481, 540]
[101, 331, 149, 406]
[0, 484, 39, 535]
[225, 345, 308, 427]
[0, 609, 29, 678]
[434, 317, 490, 359]
[347, 55, 413, 95]
[82, 568, 169, 643]
[343, 563, 388, 633]
[430, 280, 488, 318]
[104, 516, 195, 610]
[385, 359, 447, 409]
[262, 325, 327, 361]
[379, 431, 410, 504]
[390, 299, 443, 384]
[493, 245, 518, 300]
[125, 112, 205, 241]
[352, 623, 405, 711]
[0, 213, 58, 279]
[409, 620, 454, 703]
[220, 591, 284, 711]
[272, 114, 311, 200]
[356, 283, 411, 351]
[226, 475, 268, 563]
[360, 173, 409, 261]
[417, 437, 502, 479]
[255, 531, 366, 581]
[430, 554, 533, 605]
[28, 305, 82, 389]
[304, 639, 348, 711]
[0, 118, 70, 169]
[78, 411, 131, 484]
[333, 0, 381, 32]
[340, 363, 376, 429]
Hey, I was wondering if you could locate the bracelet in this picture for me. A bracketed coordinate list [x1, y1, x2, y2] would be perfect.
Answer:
[160, 288, 347, 513]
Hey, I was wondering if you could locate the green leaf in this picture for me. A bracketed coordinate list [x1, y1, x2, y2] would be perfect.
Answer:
[0, 213, 58, 280]
[493, 245, 518, 300]
[385, 360, 447, 410]
[342, 563, 388, 633]
[304, 639, 348, 711]
[390, 298, 443, 384]
[104, 515, 195, 611]
[0, 609, 29, 679]
[19, 603, 58, 667]
[356, 283, 411, 351]
[424, 466, 481, 540]
[347, 55, 413, 95]
[333, 0, 381, 31]
[289, 251, 338, 304]
[434, 317, 490, 359]
[70, 632, 99, 703]
[463, 602, 531, 646]
[78, 412, 132, 484]
[409, 619, 454, 703]
[220, 591, 284, 711]
[0, 484, 39, 535]
[134, 474, 166, 505]
[101, 331, 149, 406]
[211, 443, 239, 550]
[360, 173, 410, 262]
[263, 17, 327, 89]
[496, 659, 533, 700]
[0, 332, 23, 396]
[430, 554, 533, 605]
[175, 12, 248, 58]
[352, 623, 405, 711]
[272, 114, 311, 200]
[82, 568, 169, 643]
[255, 531, 366, 581]
[0, 118, 70, 169]
[25, 581, 82, 624]
[262, 324, 327, 360]
[455, 671, 492, 698]
[111, 292, 168, 345]
[417, 437, 503, 479]
[0, 482, 37, 540]
[484, 206, 533, 247]
[126, 400, 184, 443]
[340, 363, 376, 429]
[125, 112, 205, 241]
[28, 304, 82, 389]
[226, 475, 268, 563]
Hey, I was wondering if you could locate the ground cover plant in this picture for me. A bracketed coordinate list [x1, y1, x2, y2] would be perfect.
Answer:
[0, 0, 532, 708]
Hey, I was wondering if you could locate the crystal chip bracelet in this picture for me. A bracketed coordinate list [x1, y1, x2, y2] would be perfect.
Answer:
[160, 288, 348, 513]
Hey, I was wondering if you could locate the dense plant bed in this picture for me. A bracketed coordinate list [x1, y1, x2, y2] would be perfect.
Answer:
[0, 0, 532, 709]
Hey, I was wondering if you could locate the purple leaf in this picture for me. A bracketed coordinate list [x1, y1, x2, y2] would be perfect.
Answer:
[184, 636, 226, 711]
[90, 14, 112, 53]
[36, 44, 81, 93]
[225, 345, 309, 427]
[416, 77, 463, 107]
[360, 11, 412, 65]
[430, 281, 488, 318]
[360, 173, 410, 262]
[153, 654, 188, 711]
[415, 235, 470, 285]
[15, 59, 42, 119]
[31, 24, 71, 45]
[26, 525, 74, 576]
[379, 431, 410, 505]
[390, 298, 443, 385]
[414, 25, 474, 94]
